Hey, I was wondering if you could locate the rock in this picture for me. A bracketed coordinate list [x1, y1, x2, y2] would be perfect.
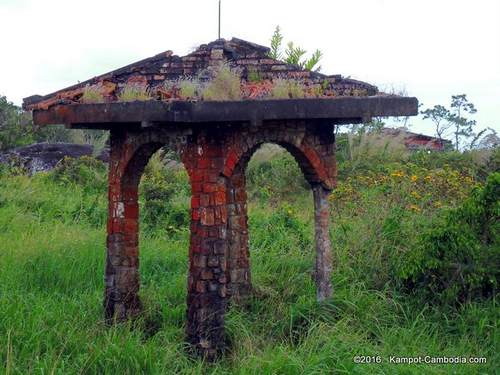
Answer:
[0, 143, 95, 174]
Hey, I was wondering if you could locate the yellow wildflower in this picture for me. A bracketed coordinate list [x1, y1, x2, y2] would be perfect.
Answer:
[409, 204, 421, 212]
[411, 175, 418, 183]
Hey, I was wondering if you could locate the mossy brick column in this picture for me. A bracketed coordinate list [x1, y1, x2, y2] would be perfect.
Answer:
[225, 162, 251, 301]
[105, 129, 142, 322]
[104, 128, 173, 322]
[183, 133, 230, 360]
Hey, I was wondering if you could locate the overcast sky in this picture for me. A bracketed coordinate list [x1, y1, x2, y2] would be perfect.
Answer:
[1, 0, 499, 136]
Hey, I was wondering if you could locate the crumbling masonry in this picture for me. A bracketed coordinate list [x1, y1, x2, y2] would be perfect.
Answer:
[23, 38, 418, 359]
[104, 120, 335, 357]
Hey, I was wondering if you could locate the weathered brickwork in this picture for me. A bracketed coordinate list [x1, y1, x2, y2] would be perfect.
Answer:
[23, 38, 378, 111]
[21, 32, 419, 362]
[104, 120, 335, 359]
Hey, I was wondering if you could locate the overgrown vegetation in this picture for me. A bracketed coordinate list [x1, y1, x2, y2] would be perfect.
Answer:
[202, 64, 242, 101]
[0, 132, 498, 372]
[0, 86, 499, 373]
[270, 78, 306, 99]
[118, 84, 151, 102]
[269, 26, 323, 72]
[80, 85, 105, 104]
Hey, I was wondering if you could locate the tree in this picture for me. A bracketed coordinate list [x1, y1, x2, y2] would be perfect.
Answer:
[269, 26, 323, 72]
[471, 127, 499, 150]
[421, 94, 480, 151]
[449, 94, 477, 151]
[0, 96, 34, 150]
[421, 104, 451, 148]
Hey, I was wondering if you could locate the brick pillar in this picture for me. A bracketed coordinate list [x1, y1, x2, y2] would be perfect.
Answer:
[104, 130, 142, 322]
[185, 140, 229, 360]
[227, 162, 251, 301]
[313, 184, 333, 301]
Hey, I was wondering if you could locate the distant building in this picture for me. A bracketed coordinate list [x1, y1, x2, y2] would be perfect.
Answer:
[380, 127, 452, 151]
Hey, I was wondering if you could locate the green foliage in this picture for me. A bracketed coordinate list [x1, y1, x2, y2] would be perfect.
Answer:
[246, 66, 262, 83]
[178, 79, 199, 99]
[270, 79, 306, 99]
[52, 156, 108, 193]
[0, 133, 498, 372]
[139, 152, 191, 234]
[397, 173, 499, 305]
[421, 94, 490, 151]
[202, 64, 241, 101]
[269, 25, 284, 60]
[118, 85, 151, 102]
[246, 144, 309, 204]
[268, 25, 323, 72]
[408, 148, 499, 182]
[303, 49, 323, 72]
[0, 95, 35, 150]
[81, 85, 105, 104]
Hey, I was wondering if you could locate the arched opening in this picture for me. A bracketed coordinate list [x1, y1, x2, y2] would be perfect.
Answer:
[226, 140, 333, 303]
[137, 147, 191, 330]
[104, 133, 191, 323]
[245, 144, 315, 297]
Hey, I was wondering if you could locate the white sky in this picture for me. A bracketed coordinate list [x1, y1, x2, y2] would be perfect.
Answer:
[1, 0, 499, 136]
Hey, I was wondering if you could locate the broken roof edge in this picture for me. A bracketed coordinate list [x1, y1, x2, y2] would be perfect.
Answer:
[23, 37, 379, 111]
[32, 96, 419, 128]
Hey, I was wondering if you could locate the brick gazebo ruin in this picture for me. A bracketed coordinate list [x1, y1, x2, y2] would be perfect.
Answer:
[23, 38, 418, 359]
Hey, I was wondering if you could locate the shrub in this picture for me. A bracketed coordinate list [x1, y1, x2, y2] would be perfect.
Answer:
[0, 95, 35, 150]
[246, 144, 308, 204]
[396, 172, 499, 305]
[202, 64, 241, 101]
[139, 153, 190, 234]
[51, 156, 108, 193]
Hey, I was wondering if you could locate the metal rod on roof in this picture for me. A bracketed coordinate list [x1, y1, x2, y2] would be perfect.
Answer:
[218, 0, 221, 39]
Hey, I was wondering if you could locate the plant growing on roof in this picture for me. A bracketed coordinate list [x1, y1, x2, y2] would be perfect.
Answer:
[201, 63, 241, 101]
[246, 66, 262, 83]
[270, 78, 306, 99]
[269, 26, 323, 72]
[118, 84, 151, 102]
[178, 79, 200, 99]
[81, 85, 105, 104]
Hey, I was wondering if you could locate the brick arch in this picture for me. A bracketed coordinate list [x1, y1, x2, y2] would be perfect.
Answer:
[222, 120, 336, 302]
[103, 122, 335, 359]
[222, 126, 335, 190]
[105, 130, 187, 322]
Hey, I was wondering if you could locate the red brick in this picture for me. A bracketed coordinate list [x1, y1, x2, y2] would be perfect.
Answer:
[200, 207, 215, 226]
[192, 209, 200, 221]
[191, 196, 200, 209]
[203, 183, 218, 193]
[214, 191, 225, 205]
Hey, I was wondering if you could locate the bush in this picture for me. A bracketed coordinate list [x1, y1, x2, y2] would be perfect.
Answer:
[246, 145, 309, 204]
[139, 153, 191, 234]
[396, 172, 499, 305]
[0, 95, 35, 150]
[52, 156, 108, 193]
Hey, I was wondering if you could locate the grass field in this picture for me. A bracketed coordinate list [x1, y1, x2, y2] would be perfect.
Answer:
[0, 147, 498, 374]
